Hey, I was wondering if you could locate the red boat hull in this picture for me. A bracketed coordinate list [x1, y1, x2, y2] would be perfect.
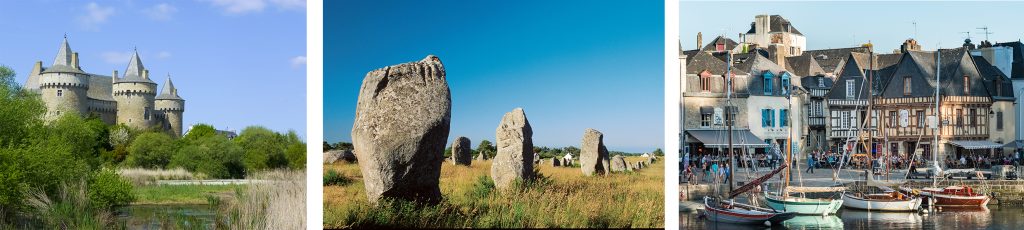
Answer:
[929, 193, 990, 206]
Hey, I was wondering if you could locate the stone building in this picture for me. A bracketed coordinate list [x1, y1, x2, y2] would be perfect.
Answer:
[740, 14, 807, 67]
[23, 37, 185, 137]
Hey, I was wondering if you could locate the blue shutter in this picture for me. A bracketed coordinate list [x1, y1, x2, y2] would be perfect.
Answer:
[763, 72, 774, 95]
[761, 109, 768, 127]
[772, 109, 777, 127]
[781, 72, 791, 95]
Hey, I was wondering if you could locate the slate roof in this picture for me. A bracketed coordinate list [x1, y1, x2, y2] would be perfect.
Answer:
[745, 15, 803, 36]
[785, 54, 826, 77]
[118, 50, 155, 84]
[883, 48, 989, 98]
[42, 37, 85, 74]
[681, 49, 699, 65]
[803, 47, 871, 74]
[701, 36, 738, 52]
[87, 75, 115, 101]
[156, 76, 184, 100]
[801, 75, 833, 90]
[972, 55, 1015, 99]
[733, 54, 790, 96]
[994, 41, 1024, 79]
[685, 51, 749, 75]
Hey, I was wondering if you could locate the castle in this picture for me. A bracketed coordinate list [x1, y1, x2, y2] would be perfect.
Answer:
[23, 37, 185, 137]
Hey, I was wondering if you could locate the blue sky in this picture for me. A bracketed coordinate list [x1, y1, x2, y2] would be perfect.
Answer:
[682, 1, 1024, 53]
[0, 1, 306, 137]
[325, 0, 664, 153]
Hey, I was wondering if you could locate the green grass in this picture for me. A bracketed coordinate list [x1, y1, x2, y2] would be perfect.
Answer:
[134, 184, 241, 205]
[324, 156, 665, 228]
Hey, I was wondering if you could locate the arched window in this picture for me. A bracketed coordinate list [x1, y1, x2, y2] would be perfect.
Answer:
[699, 70, 712, 92]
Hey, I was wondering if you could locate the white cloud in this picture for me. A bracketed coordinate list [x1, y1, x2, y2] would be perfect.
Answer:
[204, 0, 305, 14]
[100, 51, 133, 64]
[143, 3, 178, 21]
[78, 2, 115, 31]
[290, 56, 306, 68]
[157, 51, 172, 59]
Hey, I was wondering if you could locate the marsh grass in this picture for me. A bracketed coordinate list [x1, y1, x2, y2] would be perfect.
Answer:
[117, 168, 197, 186]
[222, 169, 306, 230]
[324, 157, 664, 228]
[133, 184, 240, 205]
[23, 180, 119, 229]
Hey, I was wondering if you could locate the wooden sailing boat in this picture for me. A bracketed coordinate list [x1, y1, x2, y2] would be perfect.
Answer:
[840, 45, 921, 212]
[763, 55, 843, 216]
[702, 46, 795, 225]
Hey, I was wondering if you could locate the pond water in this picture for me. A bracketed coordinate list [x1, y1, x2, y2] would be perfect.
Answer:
[115, 204, 219, 229]
[681, 205, 1024, 229]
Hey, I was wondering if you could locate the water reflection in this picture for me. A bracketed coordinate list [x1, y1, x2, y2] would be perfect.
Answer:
[679, 205, 1024, 229]
[116, 204, 218, 229]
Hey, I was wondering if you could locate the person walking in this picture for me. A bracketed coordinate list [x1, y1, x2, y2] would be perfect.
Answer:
[806, 155, 815, 174]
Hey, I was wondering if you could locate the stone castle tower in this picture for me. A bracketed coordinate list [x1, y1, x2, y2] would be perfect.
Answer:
[25, 36, 185, 137]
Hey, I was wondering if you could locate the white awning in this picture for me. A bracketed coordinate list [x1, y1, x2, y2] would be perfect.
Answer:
[949, 140, 1003, 150]
[685, 130, 769, 148]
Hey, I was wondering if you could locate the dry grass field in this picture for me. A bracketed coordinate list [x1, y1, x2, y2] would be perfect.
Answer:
[323, 156, 664, 228]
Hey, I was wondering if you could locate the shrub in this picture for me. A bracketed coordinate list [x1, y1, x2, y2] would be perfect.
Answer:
[126, 132, 176, 168]
[87, 168, 135, 209]
[323, 169, 351, 186]
[171, 134, 245, 179]
[235, 126, 289, 171]
[286, 143, 306, 170]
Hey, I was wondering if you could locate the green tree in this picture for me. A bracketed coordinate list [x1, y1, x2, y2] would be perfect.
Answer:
[171, 134, 245, 178]
[234, 126, 289, 171]
[88, 168, 135, 209]
[286, 143, 306, 170]
[125, 132, 176, 168]
[653, 148, 664, 156]
[476, 139, 496, 158]
[332, 142, 353, 151]
[322, 141, 332, 152]
[183, 123, 218, 141]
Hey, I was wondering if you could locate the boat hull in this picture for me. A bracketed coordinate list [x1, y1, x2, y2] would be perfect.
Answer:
[764, 194, 843, 215]
[924, 192, 991, 207]
[841, 193, 922, 211]
[703, 197, 796, 225]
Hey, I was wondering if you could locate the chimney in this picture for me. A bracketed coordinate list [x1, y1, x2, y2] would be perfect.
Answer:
[697, 32, 703, 50]
[112, 70, 118, 83]
[72, 52, 79, 70]
[144, 70, 149, 80]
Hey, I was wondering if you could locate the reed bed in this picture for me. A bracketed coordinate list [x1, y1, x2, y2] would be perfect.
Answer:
[224, 169, 306, 230]
[117, 167, 196, 185]
[324, 156, 664, 228]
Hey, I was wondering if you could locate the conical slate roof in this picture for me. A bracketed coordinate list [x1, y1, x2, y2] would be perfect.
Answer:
[118, 50, 155, 83]
[43, 37, 85, 74]
[156, 75, 183, 100]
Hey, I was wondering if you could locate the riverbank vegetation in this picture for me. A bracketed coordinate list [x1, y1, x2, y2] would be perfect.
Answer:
[0, 65, 307, 228]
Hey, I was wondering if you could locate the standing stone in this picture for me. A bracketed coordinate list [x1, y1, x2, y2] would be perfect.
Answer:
[324, 150, 342, 164]
[610, 155, 628, 172]
[534, 153, 541, 164]
[491, 108, 534, 190]
[552, 158, 561, 167]
[342, 150, 357, 163]
[648, 157, 655, 165]
[351, 55, 450, 204]
[580, 128, 610, 176]
[451, 136, 472, 166]
[477, 152, 488, 161]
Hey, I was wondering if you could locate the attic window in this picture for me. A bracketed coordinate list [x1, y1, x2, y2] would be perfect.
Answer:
[963, 76, 970, 94]
[699, 71, 712, 92]
[716, 43, 725, 52]
[817, 78, 825, 88]
[763, 72, 774, 95]
[781, 72, 791, 95]
[903, 76, 912, 96]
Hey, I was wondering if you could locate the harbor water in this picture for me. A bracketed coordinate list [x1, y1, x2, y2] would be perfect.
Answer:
[681, 205, 1024, 229]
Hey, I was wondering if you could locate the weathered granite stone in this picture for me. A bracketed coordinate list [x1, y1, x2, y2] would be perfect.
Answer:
[351, 55, 451, 204]
[451, 136, 472, 166]
[491, 108, 534, 190]
[647, 156, 655, 165]
[342, 150, 357, 163]
[611, 155, 627, 172]
[477, 152, 488, 161]
[580, 128, 609, 176]
[534, 153, 541, 164]
[552, 158, 561, 167]
[324, 150, 342, 164]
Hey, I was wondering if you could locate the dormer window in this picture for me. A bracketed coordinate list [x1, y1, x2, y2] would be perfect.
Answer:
[763, 71, 774, 95]
[903, 76, 912, 96]
[845, 80, 855, 99]
[716, 43, 725, 52]
[818, 78, 825, 88]
[699, 71, 712, 92]
[781, 72, 791, 95]
[963, 76, 970, 94]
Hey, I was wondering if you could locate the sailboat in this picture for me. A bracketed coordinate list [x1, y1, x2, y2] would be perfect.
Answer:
[839, 47, 921, 212]
[702, 45, 795, 225]
[896, 48, 991, 207]
[763, 61, 843, 216]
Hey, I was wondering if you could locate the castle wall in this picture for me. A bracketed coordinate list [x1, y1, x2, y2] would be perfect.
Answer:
[113, 82, 157, 130]
[38, 72, 89, 119]
[156, 99, 184, 137]
[88, 99, 117, 124]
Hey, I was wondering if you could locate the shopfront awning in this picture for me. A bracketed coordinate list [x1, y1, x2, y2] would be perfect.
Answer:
[685, 130, 769, 148]
[949, 140, 1004, 150]
[1003, 140, 1024, 149]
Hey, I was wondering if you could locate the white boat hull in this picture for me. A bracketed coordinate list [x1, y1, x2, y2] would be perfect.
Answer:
[842, 193, 921, 211]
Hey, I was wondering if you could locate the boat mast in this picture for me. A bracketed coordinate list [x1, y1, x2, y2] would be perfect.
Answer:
[933, 49, 941, 187]
[866, 46, 875, 181]
[785, 72, 794, 196]
[727, 50, 735, 192]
